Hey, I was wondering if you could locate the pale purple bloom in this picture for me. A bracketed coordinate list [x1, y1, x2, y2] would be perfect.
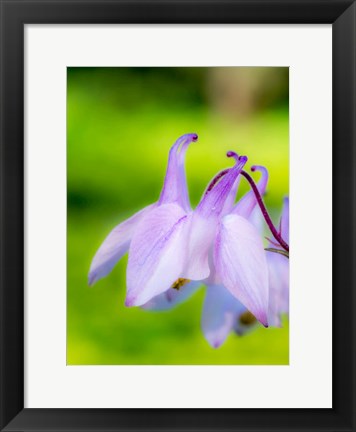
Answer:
[210, 160, 269, 327]
[88, 133, 198, 286]
[198, 166, 269, 346]
[144, 165, 270, 347]
[202, 193, 289, 348]
[200, 166, 270, 346]
[125, 152, 249, 307]
[90, 132, 284, 345]
[200, 188, 290, 348]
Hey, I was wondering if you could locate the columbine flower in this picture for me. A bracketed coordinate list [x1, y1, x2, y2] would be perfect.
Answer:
[143, 161, 271, 347]
[200, 177, 289, 347]
[90, 132, 288, 347]
[88, 133, 198, 286]
[125, 151, 249, 307]
[144, 163, 290, 348]
[200, 164, 270, 346]
[209, 154, 270, 327]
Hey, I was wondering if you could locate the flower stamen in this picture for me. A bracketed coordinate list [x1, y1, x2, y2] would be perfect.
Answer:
[171, 278, 190, 290]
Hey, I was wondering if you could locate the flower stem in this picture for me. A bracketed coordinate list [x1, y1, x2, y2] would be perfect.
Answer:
[241, 170, 289, 252]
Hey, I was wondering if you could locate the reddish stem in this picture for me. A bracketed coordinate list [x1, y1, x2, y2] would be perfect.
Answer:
[241, 170, 289, 252]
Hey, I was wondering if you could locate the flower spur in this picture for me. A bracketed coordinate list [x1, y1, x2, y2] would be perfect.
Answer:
[88, 133, 198, 286]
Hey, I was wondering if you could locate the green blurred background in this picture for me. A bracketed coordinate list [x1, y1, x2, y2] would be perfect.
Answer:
[67, 67, 289, 365]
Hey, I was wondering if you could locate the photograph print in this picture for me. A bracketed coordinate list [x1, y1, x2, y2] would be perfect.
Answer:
[67, 67, 289, 365]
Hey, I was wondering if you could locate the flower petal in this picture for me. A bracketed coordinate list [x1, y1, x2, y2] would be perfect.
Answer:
[126, 203, 188, 306]
[184, 213, 217, 280]
[222, 177, 241, 215]
[248, 205, 264, 233]
[267, 251, 289, 326]
[141, 281, 201, 311]
[266, 197, 289, 325]
[196, 155, 247, 219]
[88, 204, 154, 286]
[202, 284, 246, 348]
[184, 155, 248, 280]
[215, 214, 269, 327]
[280, 197, 289, 243]
[158, 133, 198, 211]
[232, 165, 268, 218]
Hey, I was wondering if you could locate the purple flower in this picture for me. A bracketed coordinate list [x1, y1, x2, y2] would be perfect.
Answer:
[201, 190, 289, 347]
[209, 158, 270, 327]
[125, 151, 249, 307]
[201, 189, 290, 347]
[144, 165, 270, 347]
[88, 133, 198, 286]
[90, 133, 280, 341]
[200, 165, 270, 346]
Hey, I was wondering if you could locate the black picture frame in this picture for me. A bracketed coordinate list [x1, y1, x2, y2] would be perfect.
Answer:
[1, 0, 355, 431]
